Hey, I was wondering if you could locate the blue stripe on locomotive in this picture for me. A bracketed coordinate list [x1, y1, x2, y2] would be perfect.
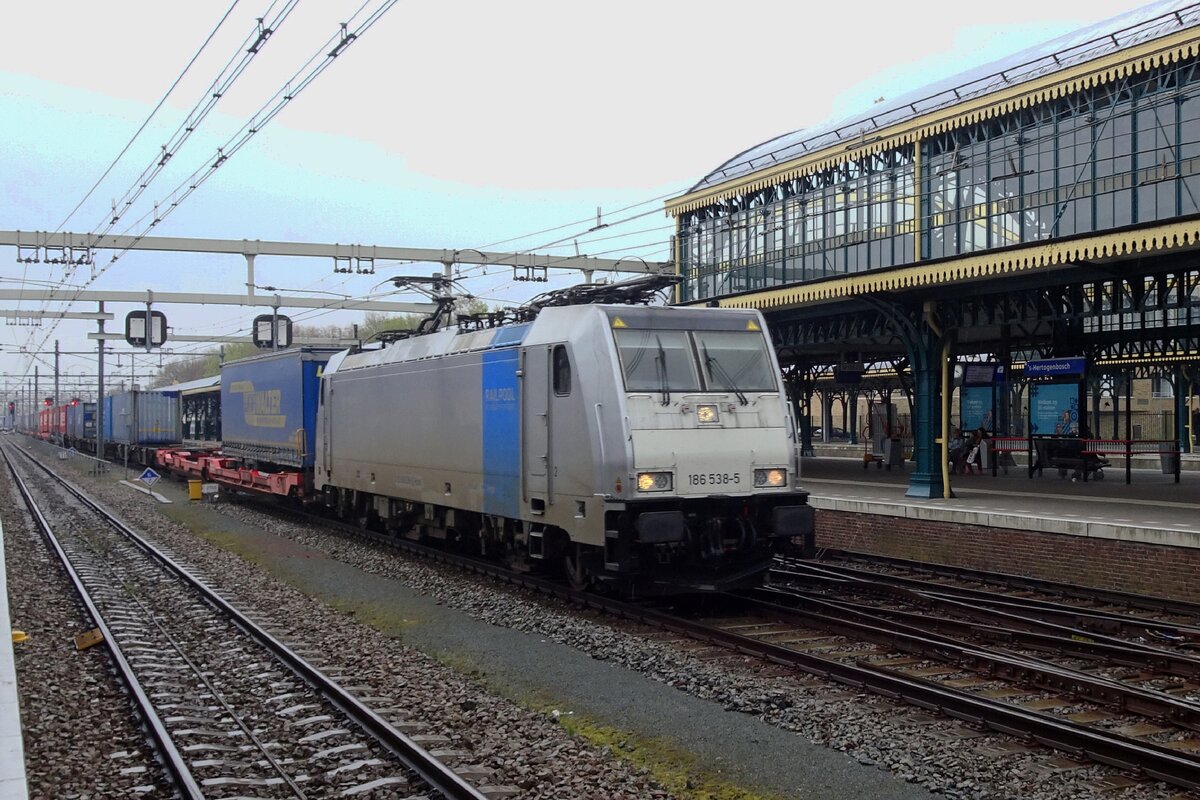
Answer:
[481, 349, 520, 519]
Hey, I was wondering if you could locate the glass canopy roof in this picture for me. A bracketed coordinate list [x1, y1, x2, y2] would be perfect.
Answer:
[692, 0, 1200, 193]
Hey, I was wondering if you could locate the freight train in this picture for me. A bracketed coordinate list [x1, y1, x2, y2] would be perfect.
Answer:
[32, 376, 220, 465]
[25, 276, 815, 592]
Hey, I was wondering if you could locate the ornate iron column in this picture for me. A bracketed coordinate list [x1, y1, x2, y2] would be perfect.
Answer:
[862, 297, 948, 498]
[904, 323, 946, 498]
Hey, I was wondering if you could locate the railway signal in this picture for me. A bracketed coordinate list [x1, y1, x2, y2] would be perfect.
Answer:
[124, 310, 168, 348]
[252, 314, 292, 350]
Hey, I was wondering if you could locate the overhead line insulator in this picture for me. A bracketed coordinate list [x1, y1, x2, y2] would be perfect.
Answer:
[248, 20, 273, 54]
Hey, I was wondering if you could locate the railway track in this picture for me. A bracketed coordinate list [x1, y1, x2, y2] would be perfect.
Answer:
[228, 496, 1200, 793]
[30, 434, 1200, 794]
[797, 548, 1200, 623]
[2, 442, 489, 800]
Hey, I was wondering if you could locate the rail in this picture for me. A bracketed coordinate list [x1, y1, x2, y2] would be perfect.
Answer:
[6, 444, 487, 800]
[19, 432, 111, 475]
[751, 581, 1200, 729]
[697, 591, 1200, 791]
[239, 501, 1200, 792]
[809, 548, 1200, 618]
[0, 444, 203, 799]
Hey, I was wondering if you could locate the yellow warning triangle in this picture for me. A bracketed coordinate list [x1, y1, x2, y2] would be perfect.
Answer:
[746, 320, 760, 331]
[612, 317, 627, 328]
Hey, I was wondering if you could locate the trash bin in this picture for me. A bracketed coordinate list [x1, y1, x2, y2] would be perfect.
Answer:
[1161, 449, 1180, 475]
[188, 480, 203, 501]
[886, 436, 904, 469]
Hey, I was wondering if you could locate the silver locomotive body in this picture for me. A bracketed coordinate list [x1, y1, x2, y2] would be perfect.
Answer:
[315, 303, 814, 590]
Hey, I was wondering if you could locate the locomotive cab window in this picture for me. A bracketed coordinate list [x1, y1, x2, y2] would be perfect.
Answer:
[614, 329, 700, 392]
[553, 345, 571, 396]
[694, 330, 778, 393]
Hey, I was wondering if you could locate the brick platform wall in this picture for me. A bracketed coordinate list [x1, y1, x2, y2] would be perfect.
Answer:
[815, 509, 1200, 603]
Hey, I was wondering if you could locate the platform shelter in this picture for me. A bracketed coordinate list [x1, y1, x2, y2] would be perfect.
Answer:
[666, 0, 1200, 498]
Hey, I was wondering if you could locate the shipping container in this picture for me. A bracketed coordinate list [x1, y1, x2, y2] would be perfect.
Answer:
[221, 347, 340, 468]
[104, 390, 180, 445]
[164, 375, 222, 447]
[66, 402, 97, 441]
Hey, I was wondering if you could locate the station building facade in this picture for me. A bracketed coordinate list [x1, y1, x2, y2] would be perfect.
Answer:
[666, 1, 1200, 495]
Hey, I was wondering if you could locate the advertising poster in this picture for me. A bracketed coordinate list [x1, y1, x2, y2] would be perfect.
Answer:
[960, 385, 995, 431]
[1030, 382, 1080, 436]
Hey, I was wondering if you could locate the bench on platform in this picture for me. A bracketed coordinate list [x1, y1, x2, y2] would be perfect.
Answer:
[1030, 437, 1110, 481]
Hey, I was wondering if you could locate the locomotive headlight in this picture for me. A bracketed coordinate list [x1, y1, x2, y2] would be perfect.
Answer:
[754, 468, 787, 487]
[696, 404, 719, 424]
[636, 471, 673, 492]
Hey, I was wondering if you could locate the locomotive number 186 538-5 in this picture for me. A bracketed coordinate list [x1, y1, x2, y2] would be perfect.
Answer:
[686, 472, 740, 487]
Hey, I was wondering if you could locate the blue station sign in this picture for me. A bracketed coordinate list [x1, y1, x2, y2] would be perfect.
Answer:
[1025, 357, 1087, 378]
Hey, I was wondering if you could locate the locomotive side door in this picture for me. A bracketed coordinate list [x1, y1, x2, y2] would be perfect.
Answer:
[521, 345, 551, 506]
[319, 374, 332, 478]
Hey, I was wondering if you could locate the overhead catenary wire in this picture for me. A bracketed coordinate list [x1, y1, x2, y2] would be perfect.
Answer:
[109, 0, 393, 250]
[15, 183, 673, 383]
[13, 0, 689, 383]
[25, 0, 401, 366]
[471, 187, 687, 251]
[45, 225, 665, 380]
[21, 0, 292, 371]
[86, 0, 303, 247]
[19, 1, 247, 359]
[51, 0, 246, 239]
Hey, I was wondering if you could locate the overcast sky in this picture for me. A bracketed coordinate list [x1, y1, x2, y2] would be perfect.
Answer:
[0, 0, 1152, 396]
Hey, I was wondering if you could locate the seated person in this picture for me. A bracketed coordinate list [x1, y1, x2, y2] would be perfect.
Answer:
[950, 428, 984, 473]
[948, 428, 969, 472]
[962, 428, 985, 472]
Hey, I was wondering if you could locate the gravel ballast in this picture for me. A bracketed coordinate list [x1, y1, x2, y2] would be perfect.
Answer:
[9, 437, 1195, 799]
[2, 457, 172, 798]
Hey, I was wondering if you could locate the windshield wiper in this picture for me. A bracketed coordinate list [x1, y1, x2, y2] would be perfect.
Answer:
[702, 343, 748, 405]
[654, 335, 670, 405]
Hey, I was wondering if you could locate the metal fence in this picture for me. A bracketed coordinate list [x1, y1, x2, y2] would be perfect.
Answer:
[999, 411, 1177, 441]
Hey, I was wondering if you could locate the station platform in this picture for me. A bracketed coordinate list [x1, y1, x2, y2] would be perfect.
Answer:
[0, 518, 29, 799]
[797, 451, 1200, 603]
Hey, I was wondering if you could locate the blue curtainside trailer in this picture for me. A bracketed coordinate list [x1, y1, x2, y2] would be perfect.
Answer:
[220, 347, 340, 469]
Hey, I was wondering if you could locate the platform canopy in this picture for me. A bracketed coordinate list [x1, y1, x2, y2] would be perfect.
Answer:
[677, 0, 1199, 206]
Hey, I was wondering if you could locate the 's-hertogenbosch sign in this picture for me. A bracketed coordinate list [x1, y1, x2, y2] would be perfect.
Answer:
[1025, 357, 1087, 378]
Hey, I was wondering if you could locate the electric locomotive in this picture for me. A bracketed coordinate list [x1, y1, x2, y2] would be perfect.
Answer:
[315, 275, 814, 592]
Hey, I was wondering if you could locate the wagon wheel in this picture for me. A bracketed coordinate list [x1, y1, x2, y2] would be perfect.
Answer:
[563, 542, 593, 592]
